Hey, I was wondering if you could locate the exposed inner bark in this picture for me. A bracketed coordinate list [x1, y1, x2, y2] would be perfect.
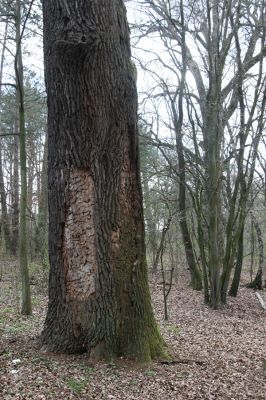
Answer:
[64, 169, 97, 300]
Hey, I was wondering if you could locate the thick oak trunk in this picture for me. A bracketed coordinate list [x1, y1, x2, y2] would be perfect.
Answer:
[41, 0, 167, 361]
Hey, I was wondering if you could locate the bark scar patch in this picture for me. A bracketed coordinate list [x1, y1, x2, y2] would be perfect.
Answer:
[64, 168, 97, 299]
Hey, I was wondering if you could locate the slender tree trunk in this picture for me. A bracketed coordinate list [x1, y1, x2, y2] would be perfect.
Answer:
[197, 212, 210, 303]
[246, 211, 264, 290]
[15, 0, 32, 315]
[221, 209, 246, 302]
[0, 143, 10, 253]
[10, 132, 19, 256]
[36, 132, 48, 268]
[160, 236, 174, 321]
[229, 225, 244, 297]
[142, 173, 157, 272]
[41, 0, 167, 361]
[205, 0, 223, 308]
[27, 135, 35, 260]
[0, 22, 11, 254]
[263, 161, 266, 207]
[172, 0, 202, 290]
[250, 217, 255, 282]
[153, 217, 172, 275]
[220, 6, 247, 304]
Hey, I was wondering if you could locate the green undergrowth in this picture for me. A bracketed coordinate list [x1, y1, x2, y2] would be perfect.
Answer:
[66, 377, 89, 394]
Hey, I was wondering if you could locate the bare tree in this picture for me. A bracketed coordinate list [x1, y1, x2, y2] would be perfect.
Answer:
[130, 0, 266, 307]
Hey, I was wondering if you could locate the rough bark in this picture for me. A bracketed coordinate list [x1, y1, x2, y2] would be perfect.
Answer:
[41, 0, 167, 361]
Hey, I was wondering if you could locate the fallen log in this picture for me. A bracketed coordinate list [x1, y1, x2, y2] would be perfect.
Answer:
[255, 292, 266, 311]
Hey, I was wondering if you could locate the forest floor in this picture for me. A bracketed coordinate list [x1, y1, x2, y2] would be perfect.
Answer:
[0, 259, 266, 400]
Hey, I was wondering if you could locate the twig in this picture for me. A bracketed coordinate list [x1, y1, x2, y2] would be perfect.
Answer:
[159, 358, 206, 366]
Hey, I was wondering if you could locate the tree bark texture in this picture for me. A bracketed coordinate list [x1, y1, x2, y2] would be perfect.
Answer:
[42, 0, 166, 361]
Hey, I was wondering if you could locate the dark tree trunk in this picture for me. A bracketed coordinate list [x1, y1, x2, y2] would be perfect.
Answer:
[41, 0, 167, 361]
[229, 225, 244, 297]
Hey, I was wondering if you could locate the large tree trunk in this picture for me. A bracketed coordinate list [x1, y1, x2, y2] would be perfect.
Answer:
[41, 0, 167, 361]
